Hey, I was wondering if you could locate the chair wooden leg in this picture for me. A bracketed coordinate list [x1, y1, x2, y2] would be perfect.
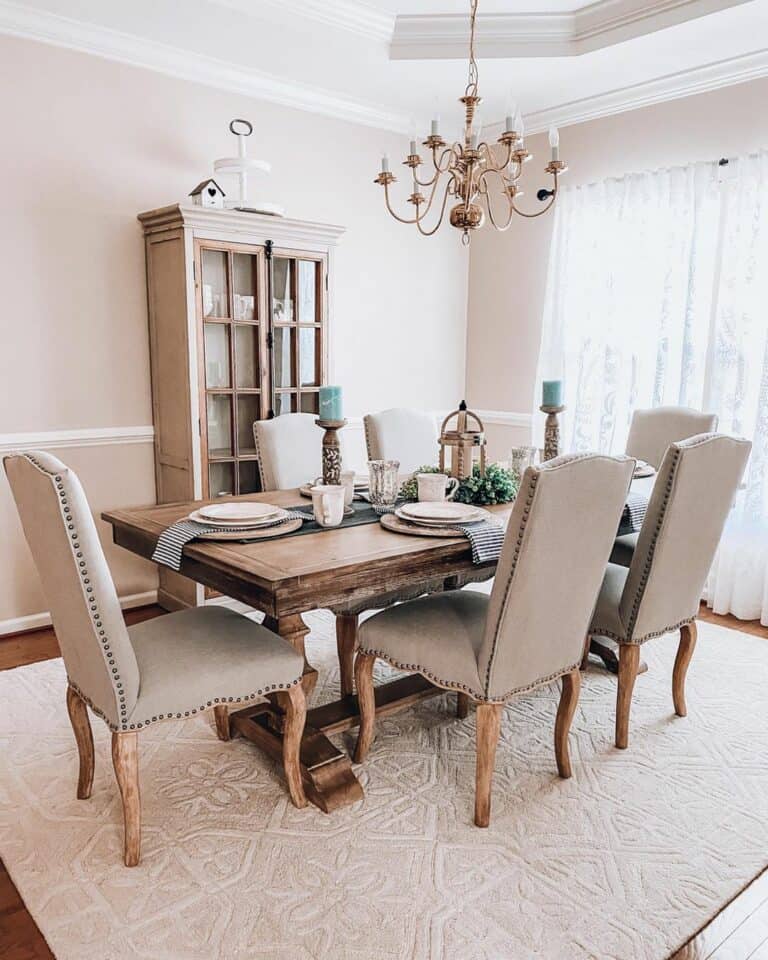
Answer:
[353, 653, 377, 763]
[335, 613, 358, 697]
[279, 684, 308, 809]
[616, 644, 641, 749]
[111, 732, 140, 867]
[213, 705, 231, 741]
[555, 668, 581, 779]
[673, 621, 698, 718]
[66, 686, 94, 800]
[456, 693, 470, 719]
[474, 703, 503, 828]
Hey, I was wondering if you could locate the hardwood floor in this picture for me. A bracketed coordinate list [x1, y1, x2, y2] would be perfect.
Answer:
[0, 603, 765, 960]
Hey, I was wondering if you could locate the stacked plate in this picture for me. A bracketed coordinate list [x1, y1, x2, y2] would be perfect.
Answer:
[394, 501, 489, 528]
[633, 459, 656, 478]
[187, 502, 288, 530]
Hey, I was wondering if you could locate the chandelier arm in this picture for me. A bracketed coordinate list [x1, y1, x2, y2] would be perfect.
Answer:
[479, 140, 513, 173]
[413, 166, 451, 221]
[416, 175, 455, 237]
[510, 174, 560, 219]
[480, 169, 516, 231]
[383, 181, 420, 225]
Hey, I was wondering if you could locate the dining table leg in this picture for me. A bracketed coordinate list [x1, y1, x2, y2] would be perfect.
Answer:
[586, 638, 648, 677]
[230, 612, 364, 813]
[265, 613, 318, 698]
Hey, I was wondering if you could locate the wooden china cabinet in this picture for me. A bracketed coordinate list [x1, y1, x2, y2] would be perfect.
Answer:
[138, 203, 345, 609]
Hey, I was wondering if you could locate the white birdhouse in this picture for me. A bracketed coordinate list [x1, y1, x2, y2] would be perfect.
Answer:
[188, 178, 226, 209]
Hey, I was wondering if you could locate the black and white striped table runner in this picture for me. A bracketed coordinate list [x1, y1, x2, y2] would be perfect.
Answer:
[152, 512, 310, 572]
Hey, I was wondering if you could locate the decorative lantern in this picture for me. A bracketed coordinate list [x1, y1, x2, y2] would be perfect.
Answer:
[439, 402, 487, 480]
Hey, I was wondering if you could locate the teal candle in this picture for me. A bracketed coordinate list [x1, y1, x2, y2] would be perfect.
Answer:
[319, 385, 343, 421]
[542, 379, 563, 407]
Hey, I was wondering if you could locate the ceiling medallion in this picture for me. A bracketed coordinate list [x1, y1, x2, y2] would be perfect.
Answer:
[374, 0, 567, 243]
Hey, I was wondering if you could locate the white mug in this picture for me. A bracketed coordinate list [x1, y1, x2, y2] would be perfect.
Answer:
[340, 470, 355, 507]
[417, 473, 460, 502]
[310, 484, 345, 527]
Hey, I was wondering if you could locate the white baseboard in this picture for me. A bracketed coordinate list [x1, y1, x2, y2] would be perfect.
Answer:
[0, 589, 158, 638]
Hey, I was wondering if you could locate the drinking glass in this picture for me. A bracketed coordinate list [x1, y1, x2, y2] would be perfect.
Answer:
[368, 460, 400, 514]
[509, 445, 538, 479]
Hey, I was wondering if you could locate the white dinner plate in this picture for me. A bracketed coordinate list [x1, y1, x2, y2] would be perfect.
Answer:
[394, 507, 487, 528]
[188, 507, 287, 528]
[400, 501, 485, 523]
[633, 460, 656, 478]
[198, 502, 282, 522]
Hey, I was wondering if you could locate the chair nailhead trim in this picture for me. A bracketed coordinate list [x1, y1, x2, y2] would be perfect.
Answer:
[66, 676, 303, 731]
[625, 448, 681, 640]
[356, 647, 583, 704]
[590, 615, 696, 646]
[481, 470, 539, 698]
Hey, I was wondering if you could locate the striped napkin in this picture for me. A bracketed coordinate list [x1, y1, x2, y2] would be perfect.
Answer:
[455, 519, 506, 564]
[623, 493, 648, 532]
[152, 512, 310, 572]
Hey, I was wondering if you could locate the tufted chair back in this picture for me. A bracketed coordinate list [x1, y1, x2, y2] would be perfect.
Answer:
[625, 406, 718, 468]
[253, 413, 322, 490]
[3, 451, 140, 728]
[619, 433, 751, 640]
[479, 453, 635, 701]
[364, 408, 439, 474]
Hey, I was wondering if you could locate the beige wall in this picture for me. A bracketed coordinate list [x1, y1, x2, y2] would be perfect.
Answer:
[0, 33, 469, 629]
[466, 76, 768, 451]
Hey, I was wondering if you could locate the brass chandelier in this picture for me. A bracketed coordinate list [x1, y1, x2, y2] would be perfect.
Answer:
[374, 0, 567, 243]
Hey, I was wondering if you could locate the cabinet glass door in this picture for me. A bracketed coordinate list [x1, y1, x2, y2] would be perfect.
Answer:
[271, 255, 324, 416]
[199, 243, 264, 495]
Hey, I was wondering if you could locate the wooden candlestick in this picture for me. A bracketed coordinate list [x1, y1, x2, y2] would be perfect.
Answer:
[315, 418, 347, 484]
[540, 404, 565, 461]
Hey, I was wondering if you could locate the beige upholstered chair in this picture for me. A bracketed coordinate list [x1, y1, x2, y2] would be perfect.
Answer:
[612, 406, 719, 566]
[3, 451, 308, 867]
[252, 413, 445, 699]
[364, 407, 439, 474]
[354, 453, 635, 827]
[590, 433, 750, 750]
[253, 413, 322, 490]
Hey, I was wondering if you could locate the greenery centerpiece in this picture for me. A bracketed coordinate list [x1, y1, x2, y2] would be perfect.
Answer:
[399, 463, 518, 506]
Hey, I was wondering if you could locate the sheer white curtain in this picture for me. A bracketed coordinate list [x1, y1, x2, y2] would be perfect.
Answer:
[536, 151, 768, 624]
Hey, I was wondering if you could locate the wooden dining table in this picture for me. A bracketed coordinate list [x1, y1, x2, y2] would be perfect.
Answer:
[103, 478, 651, 814]
[103, 489, 507, 813]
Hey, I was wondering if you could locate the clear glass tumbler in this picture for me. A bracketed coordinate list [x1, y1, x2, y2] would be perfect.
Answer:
[368, 460, 400, 514]
[509, 445, 538, 479]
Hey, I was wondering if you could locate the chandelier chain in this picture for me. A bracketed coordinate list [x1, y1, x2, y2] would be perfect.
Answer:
[465, 0, 479, 97]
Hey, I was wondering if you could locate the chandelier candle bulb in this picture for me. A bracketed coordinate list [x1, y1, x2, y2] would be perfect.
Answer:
[549, 127, 560, 162]
[409, 139, 418, 155]
[381, 154, 389, 173]
[319, 385, 343, 422]
[431, 116, 440, 136]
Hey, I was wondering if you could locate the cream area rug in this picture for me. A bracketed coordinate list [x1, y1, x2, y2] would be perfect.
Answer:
[1, 612, 766, 960]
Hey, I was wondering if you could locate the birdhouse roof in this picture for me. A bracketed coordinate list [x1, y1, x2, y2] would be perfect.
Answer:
[188, 178, 226, 197]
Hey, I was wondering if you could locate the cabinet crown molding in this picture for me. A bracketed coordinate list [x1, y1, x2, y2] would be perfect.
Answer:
[138, 204, 346, 248]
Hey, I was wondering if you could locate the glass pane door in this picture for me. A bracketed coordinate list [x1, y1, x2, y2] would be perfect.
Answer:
[200, 244, 265, 496]
[271, 254, 324, 417]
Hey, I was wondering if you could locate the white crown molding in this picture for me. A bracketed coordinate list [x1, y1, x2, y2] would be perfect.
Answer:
[212, 0, 393, 43]
[0, 590, 157, 637]
[0, 425, 155, 455]
[0, 0, 410, 133]
[513, 48, 768, 136]
[390, 0, 752, 59]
